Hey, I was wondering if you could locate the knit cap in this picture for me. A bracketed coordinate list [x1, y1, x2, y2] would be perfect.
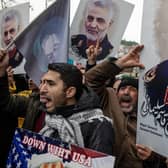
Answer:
[117, 77, 138, 92]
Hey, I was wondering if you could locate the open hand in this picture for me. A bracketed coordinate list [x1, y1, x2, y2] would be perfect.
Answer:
[115, 45, 145, 69]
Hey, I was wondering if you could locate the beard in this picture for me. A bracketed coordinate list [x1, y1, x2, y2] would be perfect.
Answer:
[86, 32, 98, 41]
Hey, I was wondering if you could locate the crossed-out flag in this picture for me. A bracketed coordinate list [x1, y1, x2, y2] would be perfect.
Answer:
[14, 0, 70, 85]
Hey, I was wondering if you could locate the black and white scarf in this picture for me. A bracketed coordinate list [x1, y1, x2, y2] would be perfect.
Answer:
[39, 108, 106, 147]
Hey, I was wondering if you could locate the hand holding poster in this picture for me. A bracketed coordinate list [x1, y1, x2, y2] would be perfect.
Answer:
[7, 128, 115, 168]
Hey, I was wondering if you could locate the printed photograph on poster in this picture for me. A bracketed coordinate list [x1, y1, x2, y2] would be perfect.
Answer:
[14, 0, 69, 85]
[0, 3, 29, 74]
[137, 0, 168, 157]
[69, 0, 134, 66]
[7, 128, 115, 168]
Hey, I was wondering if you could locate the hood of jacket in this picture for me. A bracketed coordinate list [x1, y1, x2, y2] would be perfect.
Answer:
[48, 86, 101, 118]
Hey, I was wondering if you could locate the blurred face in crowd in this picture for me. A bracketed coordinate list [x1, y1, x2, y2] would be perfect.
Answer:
[28, 79, 38, 91]
[39, 70, 67, 112]
[84, 4, 112, 41]
[117, 85, 138, 114]
[2, 18, 19, 46]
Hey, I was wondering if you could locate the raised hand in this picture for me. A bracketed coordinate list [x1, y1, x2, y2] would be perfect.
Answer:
[86, 39, 102, 65]
[115, 45, 145, 69]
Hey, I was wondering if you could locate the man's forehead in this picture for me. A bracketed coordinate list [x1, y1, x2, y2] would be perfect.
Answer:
[117, 85, 138, 94]
[120, 85, 137, 89]
[87, 5, 107, 14]
[3, 19, 17, 28]
[86, 5, 112, 21]
[42, 70, 61, 80]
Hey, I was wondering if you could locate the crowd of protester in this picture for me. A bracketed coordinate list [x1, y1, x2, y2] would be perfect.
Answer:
[0, 0, 167, 166]
[0, 43, 168, 168]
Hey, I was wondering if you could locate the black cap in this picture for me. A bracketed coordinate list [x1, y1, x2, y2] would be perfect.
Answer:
[117, 77, 138, 92]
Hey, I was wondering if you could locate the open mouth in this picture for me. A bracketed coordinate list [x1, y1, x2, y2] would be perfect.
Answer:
[40, 98, 52, 111]
[120, 96, 132, 107]
[120, 101, 131, 108]
[40, 96, 51, 104]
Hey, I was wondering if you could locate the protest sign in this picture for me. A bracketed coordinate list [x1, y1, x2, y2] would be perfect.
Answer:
[69, 0, 134, 67]
[137, 0, 168, 157]
[7, 128, 115, 168]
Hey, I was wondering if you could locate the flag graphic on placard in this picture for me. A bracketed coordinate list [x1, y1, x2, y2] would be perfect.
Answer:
[7, 128, 115, 168]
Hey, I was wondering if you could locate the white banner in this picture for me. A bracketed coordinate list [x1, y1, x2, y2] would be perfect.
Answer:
[137, 0, 168, 157]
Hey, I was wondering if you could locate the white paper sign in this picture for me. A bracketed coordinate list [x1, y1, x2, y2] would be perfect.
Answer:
[137, 0, 168, 157]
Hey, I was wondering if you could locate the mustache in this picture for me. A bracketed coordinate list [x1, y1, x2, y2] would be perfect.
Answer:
[120, 95, 132, 102]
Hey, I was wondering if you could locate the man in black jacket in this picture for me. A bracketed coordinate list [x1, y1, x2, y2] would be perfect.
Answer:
[0, 50, 114, 167]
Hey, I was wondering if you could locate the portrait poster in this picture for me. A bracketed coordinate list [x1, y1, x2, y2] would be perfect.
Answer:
[69, 0, 134, 67]
[0, 3, 29, 74]
[14, 0, 69, 85]
[137, 0, 168, 157]
[7, 128, 115, 168]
